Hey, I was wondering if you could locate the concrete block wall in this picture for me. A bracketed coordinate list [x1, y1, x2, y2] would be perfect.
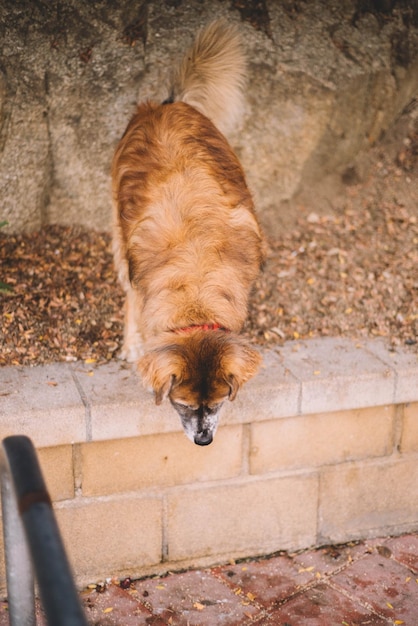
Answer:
[0, 337, 418, 589]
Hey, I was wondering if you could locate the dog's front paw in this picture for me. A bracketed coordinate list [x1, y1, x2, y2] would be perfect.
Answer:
[119, 342, 144, 363]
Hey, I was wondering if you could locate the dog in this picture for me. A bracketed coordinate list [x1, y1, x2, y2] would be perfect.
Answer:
[112, 19, 265, 445]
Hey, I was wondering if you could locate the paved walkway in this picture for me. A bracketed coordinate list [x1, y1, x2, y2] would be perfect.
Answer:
[2, 532, 415, 625]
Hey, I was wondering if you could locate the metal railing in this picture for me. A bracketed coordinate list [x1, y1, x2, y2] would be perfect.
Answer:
[0, 435, 88, 625]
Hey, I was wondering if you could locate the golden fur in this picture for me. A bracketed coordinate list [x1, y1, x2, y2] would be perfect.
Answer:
[112, 20, 265, 445]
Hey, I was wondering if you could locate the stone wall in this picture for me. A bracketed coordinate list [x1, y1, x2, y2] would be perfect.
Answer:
[1, 0, 418, 233]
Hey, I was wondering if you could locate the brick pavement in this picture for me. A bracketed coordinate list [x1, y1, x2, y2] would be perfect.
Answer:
[2, 533, 415, 625]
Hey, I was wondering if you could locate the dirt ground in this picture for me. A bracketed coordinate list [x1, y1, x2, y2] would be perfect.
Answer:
[1, 103, 417, 367]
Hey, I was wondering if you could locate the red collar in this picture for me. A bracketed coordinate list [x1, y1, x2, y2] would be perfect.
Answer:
[173, 323, 230, 334]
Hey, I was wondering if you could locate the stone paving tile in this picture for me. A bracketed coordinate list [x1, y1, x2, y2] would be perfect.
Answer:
[330, 551, 418, 624]
[0, 599, 47, 626]
[278, 337, 396, 415]
[0, 363, 86, 446]
[253, 582, 391, 626]
[385, 533, 418, 574]
[0, 603, 8, 626]
[132, 569, 261, 625]
[1, 535, 417, 625]
[212, 554, 317, 608]
[363, 338, 418, 404]
[80, 584, 153, 625]
[291, 541, 371, 577]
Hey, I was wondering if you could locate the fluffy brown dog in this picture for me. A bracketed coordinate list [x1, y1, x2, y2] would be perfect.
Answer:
[112, 20, 265, 445]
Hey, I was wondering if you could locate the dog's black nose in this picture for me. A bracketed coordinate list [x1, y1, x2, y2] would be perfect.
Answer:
[194, 430, 213, 446]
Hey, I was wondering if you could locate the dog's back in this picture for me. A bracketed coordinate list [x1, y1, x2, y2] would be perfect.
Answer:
[112, 20, 264, 338]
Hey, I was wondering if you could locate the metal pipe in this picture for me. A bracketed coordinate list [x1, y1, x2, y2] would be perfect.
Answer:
[0, 451, 35, 626]
[1, 436, 88, 626]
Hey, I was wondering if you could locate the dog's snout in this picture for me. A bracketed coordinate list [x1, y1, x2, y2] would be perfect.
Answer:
[194, 429, 213, 446]
[176, 402, 221, 446]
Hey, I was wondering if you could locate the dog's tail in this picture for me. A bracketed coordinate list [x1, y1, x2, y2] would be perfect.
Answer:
[167, 19, 246, 136]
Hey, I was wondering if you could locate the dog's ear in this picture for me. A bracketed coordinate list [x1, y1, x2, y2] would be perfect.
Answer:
[225, 373, 240, 401]
[138, 347, 184, 405]
[155, 374, 175, 405]
[224, 342, 262, 401]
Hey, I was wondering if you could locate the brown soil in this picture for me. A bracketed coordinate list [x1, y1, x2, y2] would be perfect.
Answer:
[1, 105, 417, 367]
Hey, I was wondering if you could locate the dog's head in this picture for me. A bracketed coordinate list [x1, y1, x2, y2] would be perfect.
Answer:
[138, 331, 261, 445]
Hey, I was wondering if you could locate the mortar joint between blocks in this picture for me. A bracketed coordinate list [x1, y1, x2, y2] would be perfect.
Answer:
[161, 496, 169, 562]
[72, 443, 84, 497]
[393, 403, 405, 455]
[311, 469, 321, 546]
[241, 423, 251, 476]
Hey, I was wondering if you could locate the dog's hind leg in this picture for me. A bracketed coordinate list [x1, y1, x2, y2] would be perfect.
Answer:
[120, 286, 144, 362]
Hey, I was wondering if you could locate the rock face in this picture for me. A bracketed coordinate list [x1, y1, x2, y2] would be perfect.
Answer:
[1, 0, 417, 233]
